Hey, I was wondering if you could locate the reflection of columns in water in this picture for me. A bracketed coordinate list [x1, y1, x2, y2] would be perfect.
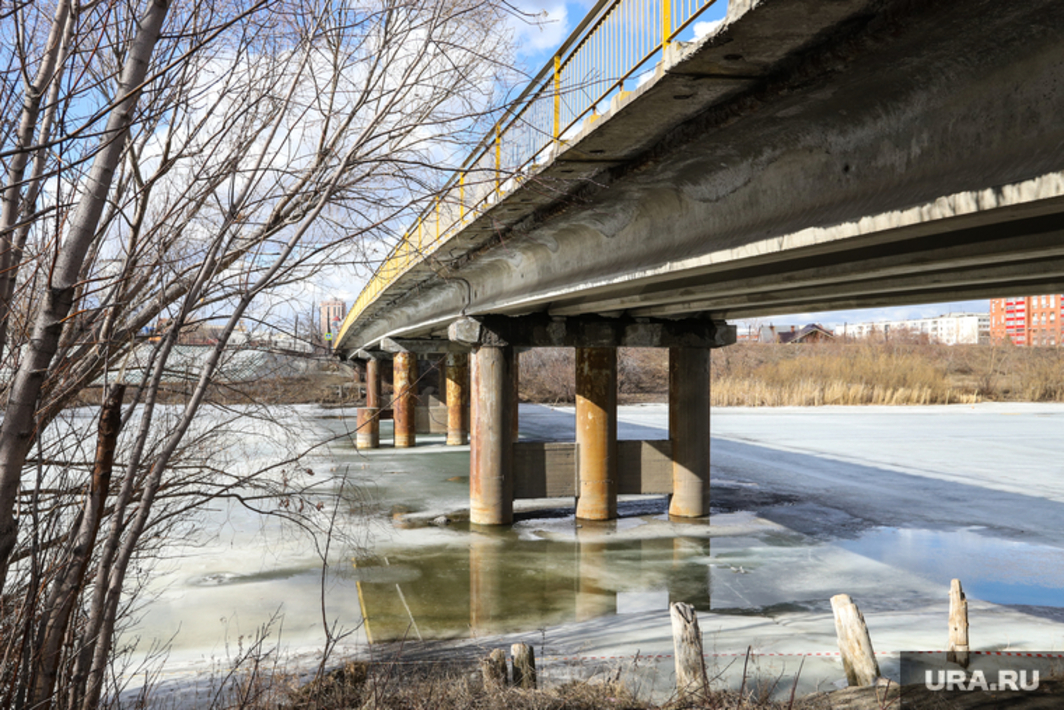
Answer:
[469, 531, 506, 634]
[393, 352, 417, 448]
[668, 529, 712, 609]
[575, 521, 617, 621]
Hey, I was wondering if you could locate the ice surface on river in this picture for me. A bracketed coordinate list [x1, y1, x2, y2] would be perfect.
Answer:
[121, 403, 1064, 704]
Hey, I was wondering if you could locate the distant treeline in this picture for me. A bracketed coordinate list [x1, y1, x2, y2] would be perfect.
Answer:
[519, 341, 1064, 406]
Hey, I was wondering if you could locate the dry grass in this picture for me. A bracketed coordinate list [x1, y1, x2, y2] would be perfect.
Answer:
[273, 658, 868, 710]
[519, 339, 1064, 407]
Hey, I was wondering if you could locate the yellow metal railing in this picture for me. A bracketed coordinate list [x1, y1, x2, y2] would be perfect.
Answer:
[338, 0, 723, 346]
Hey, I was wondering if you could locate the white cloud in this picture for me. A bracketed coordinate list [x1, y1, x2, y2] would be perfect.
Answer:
[693, 19, 723, 39]
[510, 2, 569, 57]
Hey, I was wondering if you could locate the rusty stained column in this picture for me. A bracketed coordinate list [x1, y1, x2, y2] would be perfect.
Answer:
[393, 352, 417, 448]
[366, 358, 381, 408]
[669, 347, 710, 517]
[469, 345, 514, 525]
[445, 352, 468, 446]
[575, 347, 617, 521]
[356, 359, 381, 449]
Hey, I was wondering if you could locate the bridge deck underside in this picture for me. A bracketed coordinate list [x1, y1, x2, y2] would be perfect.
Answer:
[339, 0, 1064, 354]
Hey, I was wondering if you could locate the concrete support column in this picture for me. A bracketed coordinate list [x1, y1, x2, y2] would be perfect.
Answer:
[575, 347, 617, 521]
[393, 352, 417, 448]
[669, 347, 710, 517]
[445, 353, 468, 446]
[356, 359, 381, 449]
[469, 345, 514, 525]
[366, 358, 381, 408]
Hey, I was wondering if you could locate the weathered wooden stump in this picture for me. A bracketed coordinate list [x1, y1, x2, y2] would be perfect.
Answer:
[480, 648, 508, 689]
[670, 601, 708, 700]
[511, 643, 537, 689]
[831, 593, 880, 687]
[947, 578, 970, 668]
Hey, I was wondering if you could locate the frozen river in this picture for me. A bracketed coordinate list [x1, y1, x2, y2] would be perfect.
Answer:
[133, 402, 1064, 703]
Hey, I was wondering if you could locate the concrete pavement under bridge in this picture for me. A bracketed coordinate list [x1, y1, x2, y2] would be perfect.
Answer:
[335, 0, 1064, 524]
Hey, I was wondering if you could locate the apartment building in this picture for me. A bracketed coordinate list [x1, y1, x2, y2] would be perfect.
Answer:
[320, 299, 347, 337]
[836, 312, 989, 345]
[990, 294, 1063, 346]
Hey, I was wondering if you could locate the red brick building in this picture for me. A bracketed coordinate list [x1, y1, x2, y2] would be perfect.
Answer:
[990, 295, 1064, 346]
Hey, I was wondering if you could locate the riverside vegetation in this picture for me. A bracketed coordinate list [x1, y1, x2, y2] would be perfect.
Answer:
[519, 340, 1064, 406]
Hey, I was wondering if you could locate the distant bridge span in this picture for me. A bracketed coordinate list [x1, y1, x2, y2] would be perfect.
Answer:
[335, 0, 1064, 525]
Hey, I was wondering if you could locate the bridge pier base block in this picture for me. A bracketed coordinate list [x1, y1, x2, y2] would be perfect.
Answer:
[575, 347, 618, 521]
[669, 347, 710, 517]
[445, 353, 469, 445]
[393, 352, 417, 448]
[469, 346, 514, 525]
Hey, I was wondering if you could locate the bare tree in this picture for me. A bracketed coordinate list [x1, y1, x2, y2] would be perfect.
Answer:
[0, 1, 517, 707]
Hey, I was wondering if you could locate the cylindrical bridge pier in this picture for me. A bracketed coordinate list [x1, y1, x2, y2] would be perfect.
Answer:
[445, 352, 468, 446]
[469, 345, 515, 525]
[393, 352, 417, 448]
[356, 358, 381, 449]
[575, 347, 617, 521]
[669, 347, 710, 517]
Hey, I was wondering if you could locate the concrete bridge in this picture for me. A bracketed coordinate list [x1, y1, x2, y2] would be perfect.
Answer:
[334, 0, 1064, 524]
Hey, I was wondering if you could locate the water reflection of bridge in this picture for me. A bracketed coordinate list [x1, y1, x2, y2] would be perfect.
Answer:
[352, 523, 710, 643]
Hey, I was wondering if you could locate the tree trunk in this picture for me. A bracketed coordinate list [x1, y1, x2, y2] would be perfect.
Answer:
[30, 385, 125, 710]
[0, 0, 172, 594]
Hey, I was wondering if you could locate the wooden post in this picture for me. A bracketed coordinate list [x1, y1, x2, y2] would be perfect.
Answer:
[670, 602, 707, 701]
[511, 643, 536, 689]
[831, 594, 880, 687]
[947, 578, 970, 668]
[481, 648, 508, 689]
